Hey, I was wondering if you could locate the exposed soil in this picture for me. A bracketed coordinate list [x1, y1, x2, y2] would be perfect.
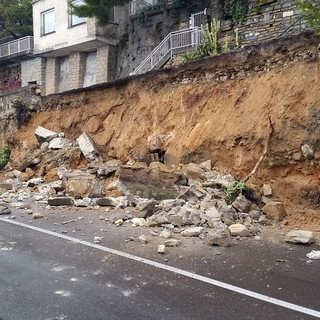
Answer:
[2, 32, 320, 231]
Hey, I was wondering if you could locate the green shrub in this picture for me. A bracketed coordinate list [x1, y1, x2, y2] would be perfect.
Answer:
[0, 145, 10, 170]
[225, 180, 247, 204]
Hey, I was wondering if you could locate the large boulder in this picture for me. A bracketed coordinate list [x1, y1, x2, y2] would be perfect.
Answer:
[117, 164, 187, 200]
[262, 201, 287, 221]
[285, 230, 315, 244]
[48, 137, 73, 150]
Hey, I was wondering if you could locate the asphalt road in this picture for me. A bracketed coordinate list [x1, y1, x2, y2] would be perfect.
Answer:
[0, 216, 320, 320]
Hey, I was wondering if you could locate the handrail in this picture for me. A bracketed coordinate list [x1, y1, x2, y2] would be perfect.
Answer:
[131, 8, 207, 76]
[131, 27, 202, 75]
[0, 36, 34, 59]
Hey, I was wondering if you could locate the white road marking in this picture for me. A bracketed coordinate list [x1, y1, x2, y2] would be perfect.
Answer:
[1, 218, 320, 318]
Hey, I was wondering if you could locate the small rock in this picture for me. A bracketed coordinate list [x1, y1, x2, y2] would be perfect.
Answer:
[164, 239, 182, 247]
[232, 194, 252, 213]
[35, 126, 58, 143]
[94, 236, 103, 244]
[229, 224, 250, 237]
[32, 212, 44, 219]
[158, 244, 166, 254]
[0, 206, 11, 215]
[138, 235, 149, 244]
[131, 218, 146, 227]
[285, 230, 315, 244]
[181, 226, 204, 237]
[301, 144, 314, 159]
[306, 251, 320, 260]
[262, 184, 272, 196]
[114, 219, 123, 226]
[160, 228, 171, 239]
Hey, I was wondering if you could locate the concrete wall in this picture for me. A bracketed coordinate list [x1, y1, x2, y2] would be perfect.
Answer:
[32, 0, 96, 54]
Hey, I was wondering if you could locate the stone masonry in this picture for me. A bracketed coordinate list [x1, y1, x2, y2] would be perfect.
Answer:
[21, 57, 46, 88]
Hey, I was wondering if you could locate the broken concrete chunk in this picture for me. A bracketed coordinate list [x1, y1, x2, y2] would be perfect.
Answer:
[48, 137, 73, 150]
[76, 132, 100, 163]
[262, 201, 287, 221]
[97, 160, 121, 178]
[35, 126, 58, 143]
[285, 230, 315, 244]
[228, 224, 250, 237]
[181, 226, 204, 237]
[48, 197, 73, 206]
[133, 199, 158, 218]
[207, 225, 231, 247]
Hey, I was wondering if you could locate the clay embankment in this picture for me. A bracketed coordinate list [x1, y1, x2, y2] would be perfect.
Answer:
[6, 31, 320, 227]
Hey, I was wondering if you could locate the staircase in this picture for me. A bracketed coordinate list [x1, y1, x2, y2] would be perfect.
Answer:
[131, 9, 207, 76]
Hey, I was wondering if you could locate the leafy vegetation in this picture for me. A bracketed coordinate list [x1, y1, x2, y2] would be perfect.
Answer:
[296, 0, 320, 34]
[225, 180, 247, 204]
[0, 145, 10, 170]
[182, 19, 225, 62]
[69, 0, 131, 25]
[223, 0, 249, 25]
[0, 0, 33, 39]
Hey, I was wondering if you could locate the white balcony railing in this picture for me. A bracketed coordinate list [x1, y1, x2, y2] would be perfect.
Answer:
[0, 36, 34, 59]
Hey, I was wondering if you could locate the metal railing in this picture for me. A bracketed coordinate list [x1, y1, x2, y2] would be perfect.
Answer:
[131, 27, 202, 75]
[0, 36, 34, 59]
[131, 8, 207, 75]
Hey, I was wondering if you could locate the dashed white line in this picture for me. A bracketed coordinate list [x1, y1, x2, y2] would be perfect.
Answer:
[1, 217, 320, 318]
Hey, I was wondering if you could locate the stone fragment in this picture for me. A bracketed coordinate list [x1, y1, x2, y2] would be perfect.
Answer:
[138, 235, 149, 244]
[146, 213, 169, 227]
[228, 224, 250, 237]
[248, 210, 261, 220]
[285, 230, 315, 244]
[27, 178, 43, 187]
[48, 197, 73, 206]
[184, 163, 205, 180]
[306, 250, 320, 260]
[94, 236, 103, 244]
[199, 160, 212, 171]
[114, 219, 123, 226]
[35, 126, 58, 143]
[164, 239, 181, 247]
[262, 201, 287, 221]
[262, 184, 272, 196]
[0, 206, 11, 215]
[160, 228, 171, 239]
[207, 226, 231, 247]
[301, 144, 314, 159]
[97, 160, 121, 178]
[49, 137, 73, 150]
[0, 183, 12, 190]
[157, 244, 166, 254]
[131, 199, 158, 218]
[32, 212, 44, 219]
[148, 133, 166, 152]
[76, 133, 100, 163]
[232, 194, 252, 212]
[181, 226, 204, 237]
[131, 218, 146, 227]
[18, 158, 40, 172]
[74, 198, 91, 207]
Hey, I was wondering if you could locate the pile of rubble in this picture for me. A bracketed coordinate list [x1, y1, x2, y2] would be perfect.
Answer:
[0, 126, 315, 247]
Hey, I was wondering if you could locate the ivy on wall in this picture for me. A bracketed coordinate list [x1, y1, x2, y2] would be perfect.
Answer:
[223, 0, 249, 25]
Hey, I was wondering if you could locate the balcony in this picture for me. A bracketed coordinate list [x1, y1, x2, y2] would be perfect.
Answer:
[0, 36, 34, 63]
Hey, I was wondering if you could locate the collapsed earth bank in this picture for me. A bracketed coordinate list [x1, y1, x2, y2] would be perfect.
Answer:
[4, 31, 320, 226]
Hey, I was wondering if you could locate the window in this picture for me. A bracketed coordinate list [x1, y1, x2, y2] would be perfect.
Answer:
[42, 9, 55, 35]
[70, 0, 86, 26]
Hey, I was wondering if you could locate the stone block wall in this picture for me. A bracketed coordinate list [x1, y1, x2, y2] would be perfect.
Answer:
[21, 57, 46, 88]
[45, 57, 60, 95]
[96, 45, 117, 83]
